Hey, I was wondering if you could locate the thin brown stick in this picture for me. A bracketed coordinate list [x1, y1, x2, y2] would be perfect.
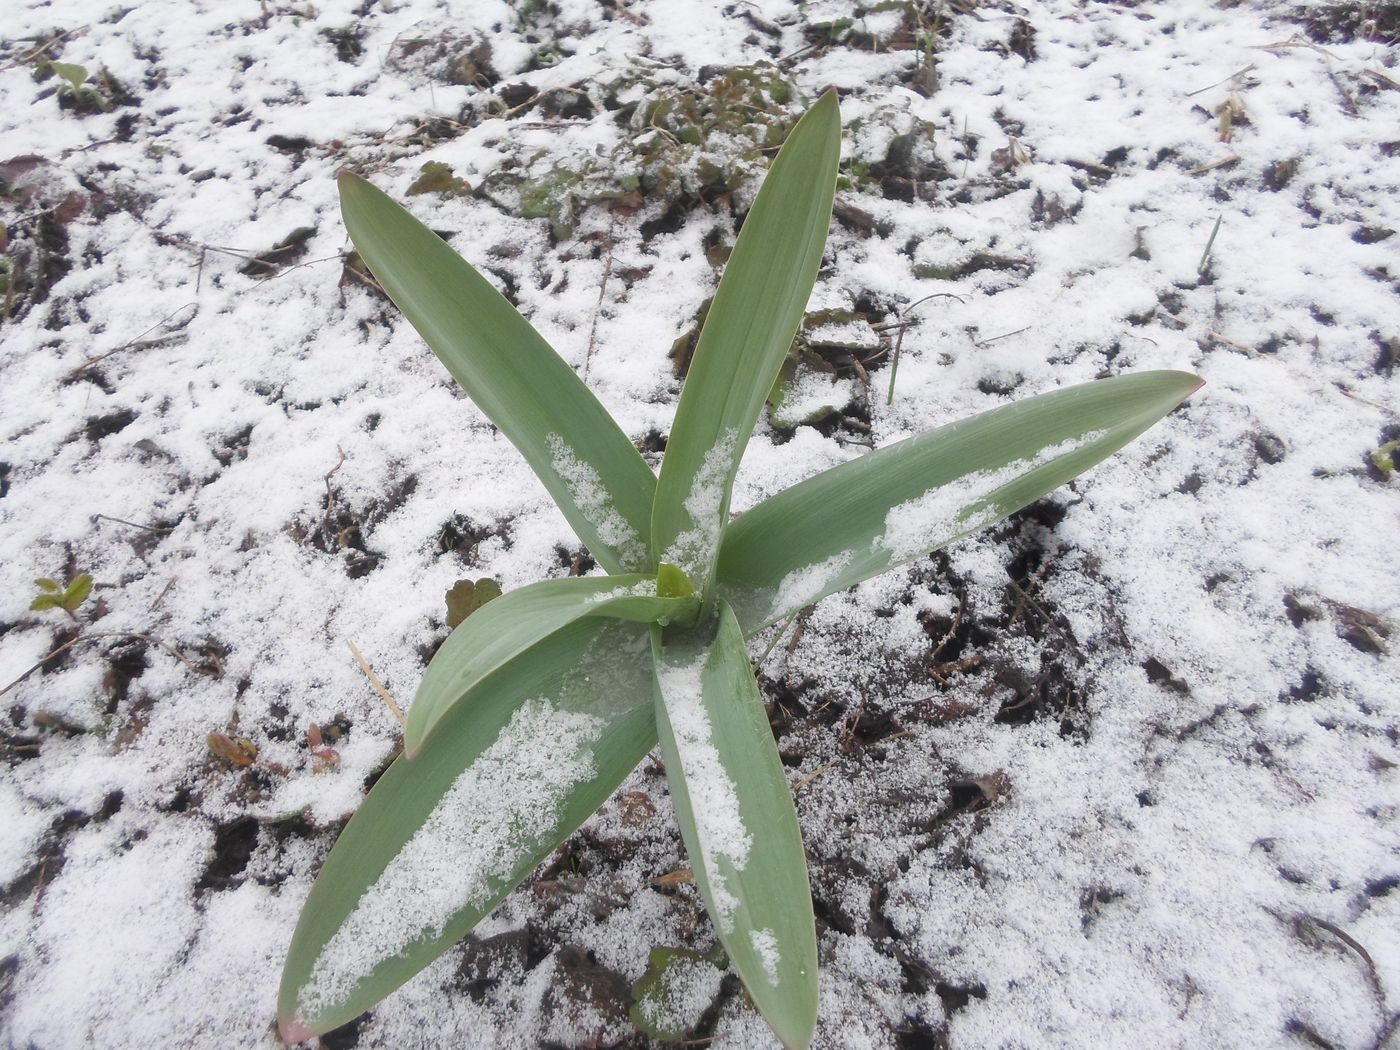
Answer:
[31, 862, 47, 914]
[1306, 916, 1385, 1000]
[1186, 155, 1241, 175]
[62, 302, 197, 380]
[2, 25, 89, 71]
[0, 630, 212, 698]
[582, 224, 616, 380]
[1185, 64, 1257, 98]
[321, 447, 347, 547]
[1207, 330, 1258, 356]
[92, 514, 173, 533]
[794, 761, 836, 792]
[346, 640, 406, 726]
[973, 325, 1030, 347]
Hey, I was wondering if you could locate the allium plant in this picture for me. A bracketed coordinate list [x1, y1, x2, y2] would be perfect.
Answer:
[278, 91, 1201, 1047]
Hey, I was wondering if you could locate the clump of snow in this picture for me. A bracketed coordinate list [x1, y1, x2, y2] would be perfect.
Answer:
[663, 428, 738, 579]
[749, 928, 782, 985]
[545, 433, 648, 569]
[770, 550, 855, 623]
[298, 699, 603, 1019]
[656, 651, 751, 931]
[877, 432, 1105, 560]
[590, 578, 662, 603]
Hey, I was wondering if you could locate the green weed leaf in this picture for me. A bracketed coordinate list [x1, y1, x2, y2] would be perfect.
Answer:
[651, 91, 840, 595]
[653, 601, 818, 1049]
[278, 618, 657, 1041]
[715, 371, 1203, 634]
[63, 573, 93, 610]
[49, 62, 88, 91]
[35, 578, 61, 593]
[28, 594, 60, 612]
[338, 172, 657, 574]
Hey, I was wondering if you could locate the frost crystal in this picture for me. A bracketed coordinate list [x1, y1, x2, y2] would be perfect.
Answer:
[663, 429, 738, 579]
[546, 433, 647, 568]
[876, 432, 1105, 560]
[749, 928, 781, 985]
[657, 651, 751, 931]
[298, 700, 603, 1019]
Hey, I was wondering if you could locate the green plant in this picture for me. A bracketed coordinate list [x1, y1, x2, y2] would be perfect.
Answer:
[278, 92, 1201, 1046]
[1371, 439, 1397, 479]
[30, 573, 93, 618]
[34, 60, 110, 113]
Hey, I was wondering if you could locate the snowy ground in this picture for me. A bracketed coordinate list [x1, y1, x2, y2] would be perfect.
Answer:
[2, 0, 1398, 1047]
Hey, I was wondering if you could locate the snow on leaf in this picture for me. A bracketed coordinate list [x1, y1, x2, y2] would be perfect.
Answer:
[662, 428, 738, 580]
[875, 432, 1107, 561]
[749, 928, 781, 986]
[297, 699, 604, 1020]
[546, 432, 648, 568]
[655, 649, 751, 931]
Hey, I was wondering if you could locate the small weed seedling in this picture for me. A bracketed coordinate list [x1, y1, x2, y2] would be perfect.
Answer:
[34, 60, 110, 113]
[30, 574, 93, 618]
[279, 92, 1201, 1047]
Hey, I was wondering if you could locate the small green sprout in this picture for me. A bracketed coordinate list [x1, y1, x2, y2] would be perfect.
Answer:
[278, 92, 1202, 1047]
[46, 61, 90, 94]
[30, 574, 93, 618]
[1371, 439, 1397, 479]
[34, 60, 111, 113]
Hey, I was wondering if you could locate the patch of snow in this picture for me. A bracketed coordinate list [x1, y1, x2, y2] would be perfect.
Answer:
[749, 928, 782, 985]
[770, 550, 855, 623]
[636, 954, 724, 1034]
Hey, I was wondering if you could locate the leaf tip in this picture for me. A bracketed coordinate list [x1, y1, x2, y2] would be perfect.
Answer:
[277, 1012, 317, 1046]
[812, 87, 841, 122]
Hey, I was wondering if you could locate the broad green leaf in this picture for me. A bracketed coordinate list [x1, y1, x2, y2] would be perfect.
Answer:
[407, 574, 697, 755]
[63, 573, 93, 608]
[28, 595, 60, 612]
[49, 62, 88, 90]
[278, 618, 657, 1041]
[651, 91, 841, 595]
[339, 173, 657, 575]
[35, 578, 61, 593]
[652, 601, 818, 1050]
[715, 370, 1204, 635]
